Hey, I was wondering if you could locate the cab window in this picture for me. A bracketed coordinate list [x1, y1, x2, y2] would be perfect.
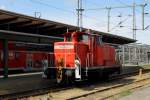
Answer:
[82, 35, 88, 43]
[78, 35, 83, 42]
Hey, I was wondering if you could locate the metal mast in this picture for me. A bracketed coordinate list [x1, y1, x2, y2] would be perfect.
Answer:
[133, 0, 136, 40]
[141, 0, 147, 30]
[77, 0, 84, 32]
[107, 7, 111, 32]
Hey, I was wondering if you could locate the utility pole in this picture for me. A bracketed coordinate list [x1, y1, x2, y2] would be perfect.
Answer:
[141, 3, 147, 30]
[77, 0, 84, 32]
[142, 4, 145, 30]
[133, 0, 136, 40]
[107, 7, 111, 32]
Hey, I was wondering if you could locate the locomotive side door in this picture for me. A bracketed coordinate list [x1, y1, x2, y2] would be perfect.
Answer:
[26, 52, 33, 71]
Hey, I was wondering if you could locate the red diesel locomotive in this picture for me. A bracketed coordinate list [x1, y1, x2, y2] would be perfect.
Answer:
[45, 31, 121, 83]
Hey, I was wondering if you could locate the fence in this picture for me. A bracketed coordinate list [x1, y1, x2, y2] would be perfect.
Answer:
[117, 43, 150, 66]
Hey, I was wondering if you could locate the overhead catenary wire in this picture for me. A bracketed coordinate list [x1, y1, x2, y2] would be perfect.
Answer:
[30, 0, 76, 14]
[30, 0, 107, 28]
[86, 4, 132, 33]
[85, 0, 150, 37]
[85, 0, 102, 8]
[110, 16, 132, 32]
[86, 5, 134, 11]
[118, 0, 150, 31]
[80, 0, 134, 32]
[30, 0, 150, 35]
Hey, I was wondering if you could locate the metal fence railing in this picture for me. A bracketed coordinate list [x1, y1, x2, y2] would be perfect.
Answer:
[117, 43, 150, 66]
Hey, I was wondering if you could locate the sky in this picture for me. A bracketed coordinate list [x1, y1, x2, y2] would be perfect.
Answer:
[0, 0, 150, 44]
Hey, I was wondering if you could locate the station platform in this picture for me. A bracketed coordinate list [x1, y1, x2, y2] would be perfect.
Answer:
[121, 66, 142, 74]
[121, 64, 150, 74]
[0, 72, 54, 96]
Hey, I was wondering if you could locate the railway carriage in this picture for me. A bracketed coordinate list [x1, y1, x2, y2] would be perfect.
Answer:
[0, 42, 52, 72]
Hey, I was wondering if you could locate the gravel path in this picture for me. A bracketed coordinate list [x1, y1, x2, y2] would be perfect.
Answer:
[120, 86, 150, 100]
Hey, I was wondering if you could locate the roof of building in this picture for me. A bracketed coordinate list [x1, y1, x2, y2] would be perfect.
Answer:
[0, 9, 136, 44]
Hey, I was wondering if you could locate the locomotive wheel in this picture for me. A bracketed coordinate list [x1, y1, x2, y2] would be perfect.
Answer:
[56, 69, 74, 85]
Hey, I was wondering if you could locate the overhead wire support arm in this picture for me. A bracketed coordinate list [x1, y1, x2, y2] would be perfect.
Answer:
[85, 5, 142, 11]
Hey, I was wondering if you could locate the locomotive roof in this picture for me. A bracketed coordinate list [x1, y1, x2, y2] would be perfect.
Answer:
[64, 32, 102, 37]
[0, 9, 136, 45]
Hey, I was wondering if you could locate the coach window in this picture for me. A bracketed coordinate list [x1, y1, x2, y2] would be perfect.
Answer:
[9, 51, 14, 60]
[15, 51, 19, 60]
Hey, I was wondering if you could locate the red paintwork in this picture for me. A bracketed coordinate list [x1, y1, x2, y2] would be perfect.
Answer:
[0, 42, 51, 71]
[54, 42, 75, 68]
[54, 32, 118, 69]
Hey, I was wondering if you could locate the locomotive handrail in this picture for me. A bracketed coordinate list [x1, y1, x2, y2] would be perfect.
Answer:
[85, 54, 88, 76]
[75, 53, 82, 79]
[85, 53, 92, 77]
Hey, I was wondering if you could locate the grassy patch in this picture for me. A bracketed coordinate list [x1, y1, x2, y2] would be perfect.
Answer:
[142, 64, 150, 67]
[120, 90, 131, 97]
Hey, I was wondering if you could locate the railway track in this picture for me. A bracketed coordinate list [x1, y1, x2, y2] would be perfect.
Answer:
[68, 75, 150, 100]
[0, 82, 73, 100]
[0, 69, 150, 100]
[102, 79, 150, 100]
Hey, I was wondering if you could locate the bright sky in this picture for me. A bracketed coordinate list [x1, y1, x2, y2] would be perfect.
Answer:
[0, 0, 150, 44]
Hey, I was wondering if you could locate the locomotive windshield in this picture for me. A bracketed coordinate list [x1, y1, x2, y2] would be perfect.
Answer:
[64, 32, 89, 43]
[82, 35, 88, 43]
[77, 34, 89, 43]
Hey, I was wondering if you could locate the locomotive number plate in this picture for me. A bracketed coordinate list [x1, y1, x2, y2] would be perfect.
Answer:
[54, 44, 74, 49]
